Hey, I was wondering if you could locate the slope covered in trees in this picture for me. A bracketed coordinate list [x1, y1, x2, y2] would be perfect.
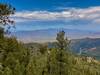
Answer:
[0, 30, 100, 75]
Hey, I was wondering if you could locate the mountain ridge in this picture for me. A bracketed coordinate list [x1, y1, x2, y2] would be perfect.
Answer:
[12, 28, 100, 43]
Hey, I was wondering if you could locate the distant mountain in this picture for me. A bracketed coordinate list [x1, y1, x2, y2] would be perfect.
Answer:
[24, 37, 100, 60]
[71, 38, 100, 52]
[12, 28, 100, 43]
[70, 38, 100, 60]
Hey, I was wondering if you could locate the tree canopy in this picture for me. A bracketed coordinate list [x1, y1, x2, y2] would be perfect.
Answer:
[0, 3, 15, 25]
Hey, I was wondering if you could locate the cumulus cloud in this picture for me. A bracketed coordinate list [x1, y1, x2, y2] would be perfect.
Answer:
[12, 6, 100, 23]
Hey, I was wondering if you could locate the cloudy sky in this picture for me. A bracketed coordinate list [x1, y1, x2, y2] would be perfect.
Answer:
[2, 0, 100, 31]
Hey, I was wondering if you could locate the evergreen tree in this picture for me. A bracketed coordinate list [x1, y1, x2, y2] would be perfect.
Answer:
[0, 3, 15, 26]
[56, 31, 71, 75]
[56, 30, 70, 50]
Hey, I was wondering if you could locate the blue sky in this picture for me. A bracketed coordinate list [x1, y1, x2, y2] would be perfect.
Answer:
[4, 0, 100, 11]
[1, 0, 100, 31]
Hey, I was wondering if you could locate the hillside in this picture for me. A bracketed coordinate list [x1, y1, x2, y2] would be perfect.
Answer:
[24, 38, 100, 60]
[70, 38, 100, 60]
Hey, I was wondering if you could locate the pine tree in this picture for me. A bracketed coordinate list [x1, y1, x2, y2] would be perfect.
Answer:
[0, 3, 15, 26]
[56, 31, 71, 75]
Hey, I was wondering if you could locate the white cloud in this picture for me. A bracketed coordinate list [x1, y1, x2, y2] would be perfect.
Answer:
[12, 6, 100, 23]
[13, 11, 73, 21]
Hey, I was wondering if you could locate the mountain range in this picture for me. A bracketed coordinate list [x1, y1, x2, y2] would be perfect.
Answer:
[12, 28, 100, 43]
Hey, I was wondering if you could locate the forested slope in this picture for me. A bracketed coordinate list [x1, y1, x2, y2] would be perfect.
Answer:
[0, 30, 100, 75]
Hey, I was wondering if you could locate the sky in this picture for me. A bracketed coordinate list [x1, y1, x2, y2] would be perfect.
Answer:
[1, 0, 100, 32]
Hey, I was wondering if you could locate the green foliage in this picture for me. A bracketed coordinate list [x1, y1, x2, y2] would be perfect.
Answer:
[0, 36, 29, 75]
[0, 27, 4, 38]
[0, 3, 15, 36]
[55, 31, 71, 75]
[56, 30, 70, 50]
[0, 3, 15, 25]
[3, 67, 13, 75]
[0, 30, 100, 75]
